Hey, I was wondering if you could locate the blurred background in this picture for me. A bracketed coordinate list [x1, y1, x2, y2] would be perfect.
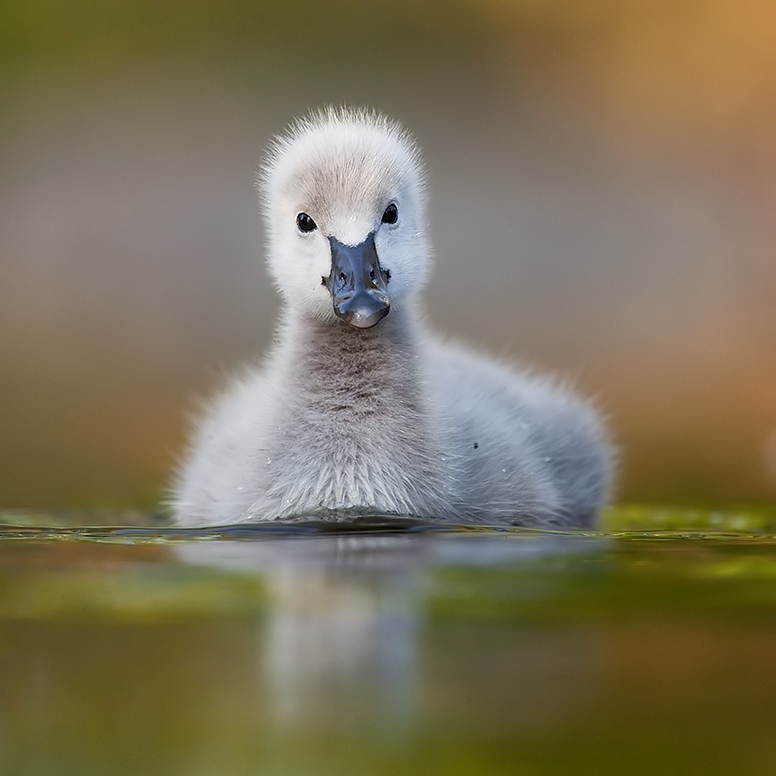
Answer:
[1, 0, 775, 510]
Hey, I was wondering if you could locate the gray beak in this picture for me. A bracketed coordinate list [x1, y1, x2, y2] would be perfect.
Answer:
[325, 233, 390, 329]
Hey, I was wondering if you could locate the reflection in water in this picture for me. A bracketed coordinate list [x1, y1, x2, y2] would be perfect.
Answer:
[177, 536, 424, 730]
[175, 533, 601, 733]
[264, 565, 418, 728]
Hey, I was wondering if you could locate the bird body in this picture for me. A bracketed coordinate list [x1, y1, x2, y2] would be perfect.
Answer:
[172, 108, 612, 527]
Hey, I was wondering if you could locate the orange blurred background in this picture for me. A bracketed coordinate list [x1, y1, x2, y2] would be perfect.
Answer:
[1, 0, 775, 509]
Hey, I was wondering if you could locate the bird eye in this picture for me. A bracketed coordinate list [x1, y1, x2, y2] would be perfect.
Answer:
[381, 203, 398, 224]
[296, 213, 317, 233]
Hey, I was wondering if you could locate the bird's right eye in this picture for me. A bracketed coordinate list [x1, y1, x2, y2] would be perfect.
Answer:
[296, 213, 317, 233]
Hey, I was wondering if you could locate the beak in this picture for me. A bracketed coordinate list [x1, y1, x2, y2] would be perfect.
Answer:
[325, 233, 390, 328]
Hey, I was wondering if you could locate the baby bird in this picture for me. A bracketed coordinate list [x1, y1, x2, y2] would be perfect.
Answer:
[172, 108, 612, 527]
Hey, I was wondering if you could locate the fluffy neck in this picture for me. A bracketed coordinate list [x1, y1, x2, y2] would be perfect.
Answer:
[254, 302, 454, 519]
[282, 305, 422, 417]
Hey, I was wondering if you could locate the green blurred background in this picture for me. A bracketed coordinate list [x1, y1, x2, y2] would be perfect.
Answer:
[1, 0, 775, 510]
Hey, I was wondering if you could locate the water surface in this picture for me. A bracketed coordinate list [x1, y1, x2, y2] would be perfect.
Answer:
[2, 513, 776, 775]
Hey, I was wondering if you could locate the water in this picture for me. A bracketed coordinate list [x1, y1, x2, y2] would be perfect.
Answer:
[2, 514, 776, 775]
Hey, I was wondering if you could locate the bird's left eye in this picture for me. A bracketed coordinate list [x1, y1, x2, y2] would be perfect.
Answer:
[381, 203, 398, 224]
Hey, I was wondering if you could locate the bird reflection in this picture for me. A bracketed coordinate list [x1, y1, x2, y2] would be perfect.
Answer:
[174, 530, 604, 732]
[175, 535, 423, 730]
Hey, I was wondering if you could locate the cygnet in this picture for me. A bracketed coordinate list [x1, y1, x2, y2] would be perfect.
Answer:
[172, 108, 612, 527]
